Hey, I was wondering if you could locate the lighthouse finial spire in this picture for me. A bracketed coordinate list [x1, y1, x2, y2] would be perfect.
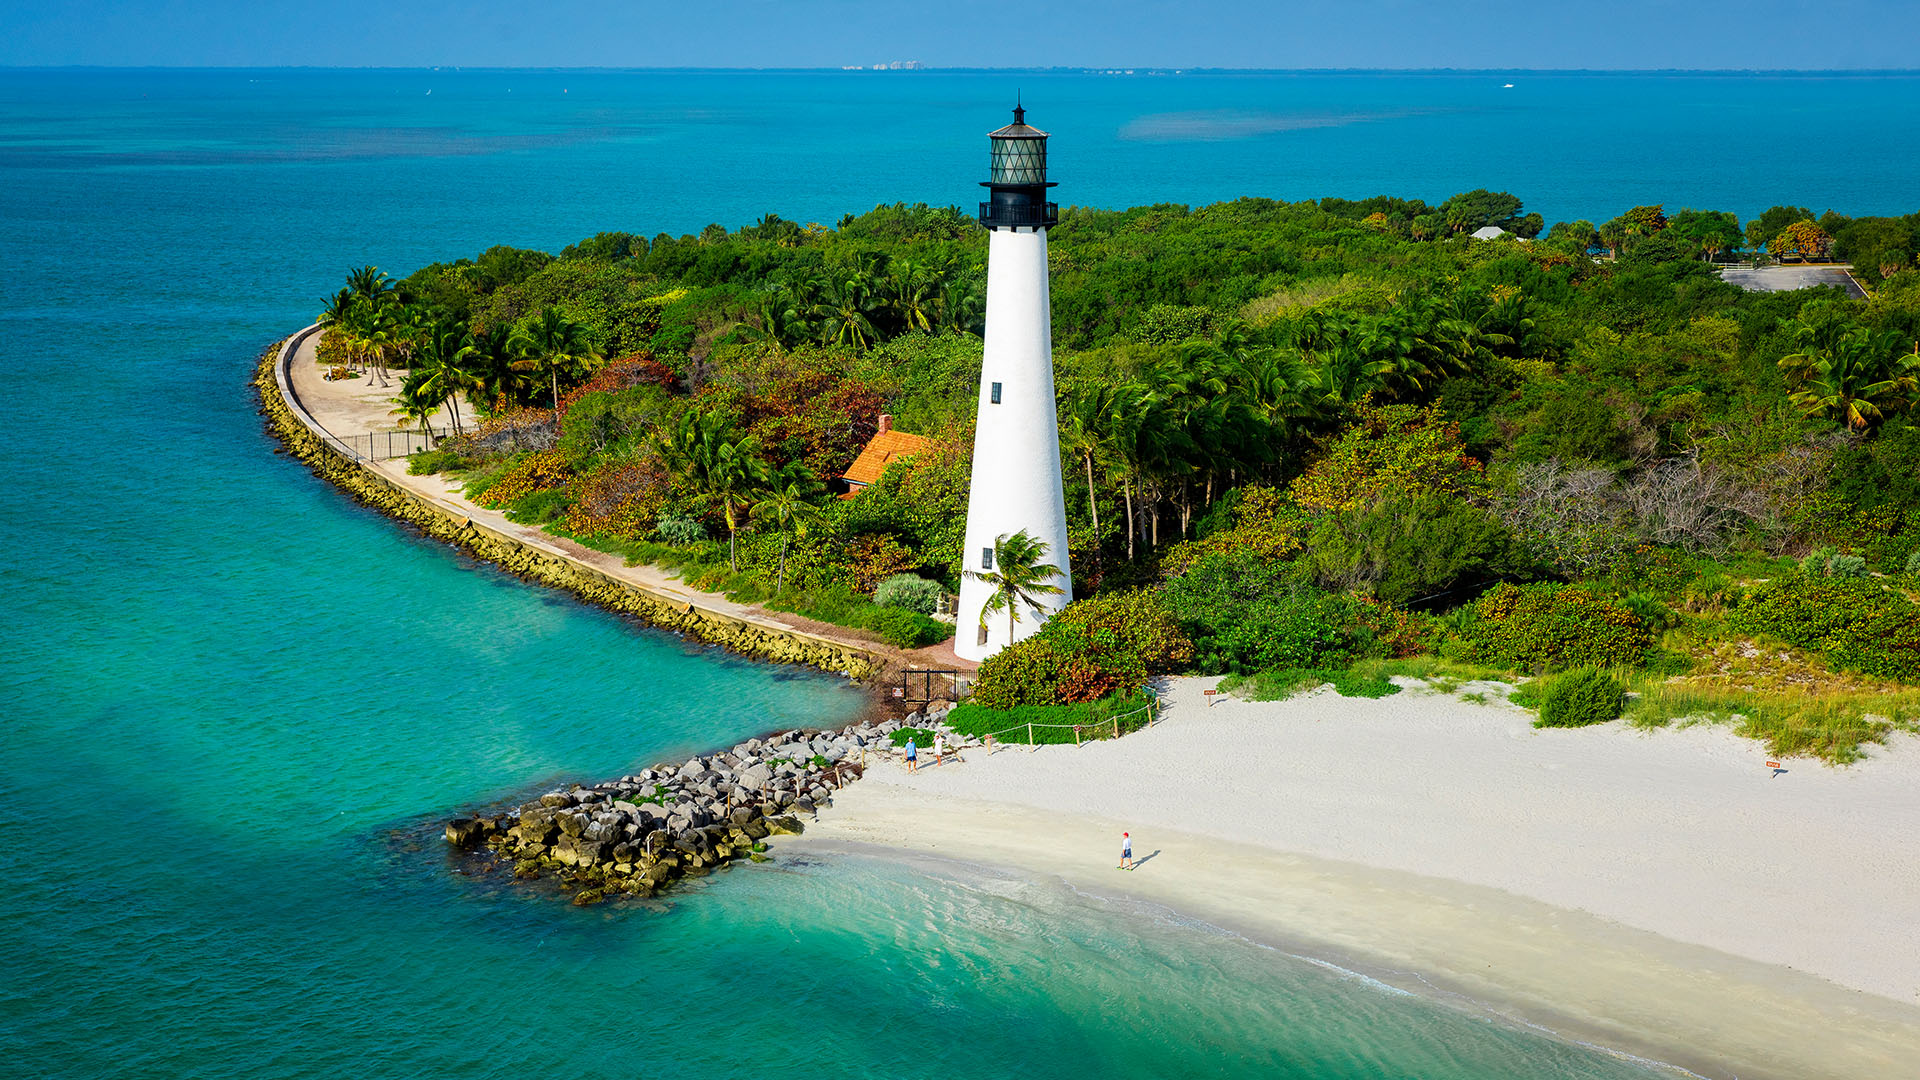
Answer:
[1014, 90, 1023, 125]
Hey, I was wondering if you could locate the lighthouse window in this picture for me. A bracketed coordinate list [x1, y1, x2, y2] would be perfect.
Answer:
[977, 624, 990, 646]
[990, 381, 1002, 404]
[981, 547, 994, 570]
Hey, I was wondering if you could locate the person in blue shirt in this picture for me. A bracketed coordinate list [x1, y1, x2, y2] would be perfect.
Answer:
[904, 738, 918, 774]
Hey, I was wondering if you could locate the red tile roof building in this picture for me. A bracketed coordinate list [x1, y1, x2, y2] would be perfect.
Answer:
[841, 415, 932, 497]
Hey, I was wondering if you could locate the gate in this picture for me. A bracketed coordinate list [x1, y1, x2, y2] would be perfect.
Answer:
[900, 668, 966, 705]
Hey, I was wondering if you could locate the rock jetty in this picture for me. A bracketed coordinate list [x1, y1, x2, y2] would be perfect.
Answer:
[445, 711, 943, 904]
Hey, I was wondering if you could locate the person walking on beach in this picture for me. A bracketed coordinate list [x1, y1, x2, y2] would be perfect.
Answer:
[904, 738, 918, 774]
[1120, 831, 1133, 871]
[933, 731, 946, 767]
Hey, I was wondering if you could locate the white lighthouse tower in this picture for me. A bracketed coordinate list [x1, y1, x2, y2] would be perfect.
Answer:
[955, 105, 1074, 662]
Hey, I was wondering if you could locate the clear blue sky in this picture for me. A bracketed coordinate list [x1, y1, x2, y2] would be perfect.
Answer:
[2, 0, 1915, 69]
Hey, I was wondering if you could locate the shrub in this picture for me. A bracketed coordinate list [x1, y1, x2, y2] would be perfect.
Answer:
[1908, 551, 1920, 577]
[1289, 401, 1487, 514]
[1042, 590, 1195, 683]
[860, 606, 949, 649]
[562, 459, 668, 540]
[655, 512, 708, 546]
[1533, 668, 1625, 728]
[407, 448, 473, 476]
[971, 638, 1072, 709]
[873, 574, 944, 615]
[1463, 582, 1652, 671]
[889, 727, 937, 748]
[505, 487, 575, 525]
[1801, 546, 1868, 578]
[1729, 573, 1920, 681]
[944, 692, 1157, 745]
[1161, 552, 1381, 674]
[1162, 486, 1309, 576]
[969, 589, 1195, 707]
[838, 533, 922, 594]
[473, 450, 570, 508]
[1303, 491, 1535, 605]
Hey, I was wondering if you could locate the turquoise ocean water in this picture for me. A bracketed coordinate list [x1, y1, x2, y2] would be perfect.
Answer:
[7, 68, 1917, 1078]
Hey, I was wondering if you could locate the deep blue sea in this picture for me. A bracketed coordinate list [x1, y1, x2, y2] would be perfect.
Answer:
[6, 68, 1917, 1079]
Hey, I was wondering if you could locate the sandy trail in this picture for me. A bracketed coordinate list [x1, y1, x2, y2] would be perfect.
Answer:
[791, 676, 1920, 1080]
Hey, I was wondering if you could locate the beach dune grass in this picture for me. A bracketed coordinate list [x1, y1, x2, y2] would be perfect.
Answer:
[1626, 682, 1920, 765]
[1217, 658, 1522, 702]
[1218, 667, 1400, 700]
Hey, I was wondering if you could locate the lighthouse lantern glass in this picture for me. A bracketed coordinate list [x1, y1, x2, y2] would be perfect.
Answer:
[989, 137, 1047, 185]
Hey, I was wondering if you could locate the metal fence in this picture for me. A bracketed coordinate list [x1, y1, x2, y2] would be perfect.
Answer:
[336, 429, 439, 461]
[900, 668, 968, 705]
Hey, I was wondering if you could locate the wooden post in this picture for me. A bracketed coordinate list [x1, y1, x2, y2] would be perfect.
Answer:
[1073, 725, 1081, 747]
[1027, 721, 1034, 747]
[1113, 715, 1120, 738]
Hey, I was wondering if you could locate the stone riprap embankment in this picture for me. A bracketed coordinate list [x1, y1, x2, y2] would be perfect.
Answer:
[446, 707, 951, 904]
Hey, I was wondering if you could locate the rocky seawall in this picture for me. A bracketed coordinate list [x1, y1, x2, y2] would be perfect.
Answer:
[251, 339, 879, 680]
[446, 713, 939, 904]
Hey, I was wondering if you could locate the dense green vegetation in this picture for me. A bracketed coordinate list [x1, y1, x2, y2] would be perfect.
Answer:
[324, 192, 1920, 759]
[1528, 668, 1628, 729]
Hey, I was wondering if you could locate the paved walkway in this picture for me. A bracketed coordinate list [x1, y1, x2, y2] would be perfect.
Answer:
[282, 330, 977, 679]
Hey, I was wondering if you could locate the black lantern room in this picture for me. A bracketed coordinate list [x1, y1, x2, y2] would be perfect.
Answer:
[978, 104, 1058, 230]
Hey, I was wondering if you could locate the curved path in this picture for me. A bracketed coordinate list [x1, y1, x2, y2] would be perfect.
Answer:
[272, 325, 976, 680]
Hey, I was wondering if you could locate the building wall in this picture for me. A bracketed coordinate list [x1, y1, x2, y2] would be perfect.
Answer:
[954, 226, 1074, 662]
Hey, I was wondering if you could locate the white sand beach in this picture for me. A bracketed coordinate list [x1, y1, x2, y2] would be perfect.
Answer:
[792, 677, 1920, 1080]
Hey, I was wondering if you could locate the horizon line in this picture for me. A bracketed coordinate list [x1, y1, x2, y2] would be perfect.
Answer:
[6, 64, 1920, 76]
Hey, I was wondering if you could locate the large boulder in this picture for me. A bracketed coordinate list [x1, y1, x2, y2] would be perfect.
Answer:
[444, 818, 487, 848]
[737, 762, 773, 790]
[557, 813, 588, 838]
[554, 835, 608, 867]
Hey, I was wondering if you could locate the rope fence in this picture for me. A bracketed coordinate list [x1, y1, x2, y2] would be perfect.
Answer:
[973, 699, 1162, 751]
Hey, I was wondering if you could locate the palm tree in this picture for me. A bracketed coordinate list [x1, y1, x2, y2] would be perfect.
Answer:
[1778, 322, 1920, 431]
[345, 265, 393, 304]
[411, 320, 475, 435]
[654, 410, 770, 570]
[888, 261, 945, 333]
[341, 297, 400, 387]
[507, 307, 603, 428]
[392, 372, 440, 437]
[964, 530, 1066, 650]
[463, 331, 529, 417]
[749, 461, 827, 592]
[945, 278, 987, 336]
[1061, 386, 1115, 571]
[815, 275, 881, 349]
[318, 287, 356, 331]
